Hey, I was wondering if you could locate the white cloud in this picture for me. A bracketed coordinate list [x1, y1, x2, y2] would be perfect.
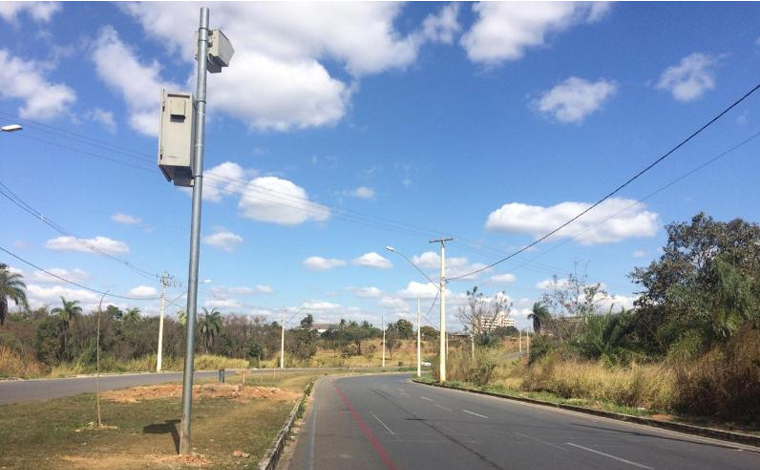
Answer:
[599, 294, 637, 312]
[85, 108, 117, 134]
[420, 3, 461, 44]
[45, 235, 129, 255]
[490, 273, 517, 284]
[411, 251, 489, 279]
[122, 3, 452, 131]
[535, 277, 570, 291]
[255, 284, 274, 295]
[352, 252, 393, 270]
[202, 229, 243, 252]
[656, 52, 718, 102]
[345, 186, 376, 200]
[535, 77, 617, 123]
[485, 198, 659, 245]
[91, 26, 179, 136]
[25, 284, 100, 310]
[0, 49, 75, 120]
[238, 176, 330, 225]
[380, 296, 409, 312]
[300, 301, 341, 312]
[398, 281, 439, 300]
[303, 256, 346, 271]
[31, 268, 89, 284]
[461, 2, 610, 65]
[111, 213, 141, 225]
[354, 286, 382, 298]
[128, 285, 158, 299]
[205, 298, 242, 309]
[203, 162, 248, 202]
[0, 2, 61, 23]
[632, 250, 647, 258]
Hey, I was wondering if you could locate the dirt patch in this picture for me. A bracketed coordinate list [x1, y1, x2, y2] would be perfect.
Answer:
[103, 383, 299, 404]
[650, 413, 674, 421]
[60, 453, 211, 469]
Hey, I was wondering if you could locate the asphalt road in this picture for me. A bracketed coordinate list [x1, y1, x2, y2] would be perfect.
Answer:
[0, 370, 234, 404]
[285, 374, 760, 470]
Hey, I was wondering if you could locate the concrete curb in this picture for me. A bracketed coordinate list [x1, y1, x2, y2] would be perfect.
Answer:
[257, 379, 315, 470]
[413, 379, 760, 449]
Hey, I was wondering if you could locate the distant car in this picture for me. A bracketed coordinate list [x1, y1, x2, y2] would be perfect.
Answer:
[421, 361, 432, 367]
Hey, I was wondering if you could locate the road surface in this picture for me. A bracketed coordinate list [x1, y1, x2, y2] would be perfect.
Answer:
[0, 370, 234, 404]
[284, 374, 760, 470]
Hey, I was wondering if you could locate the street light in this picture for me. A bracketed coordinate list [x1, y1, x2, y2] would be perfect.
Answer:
[1, 124, 22, 132]
[279, 306, 309, 369]
[384, 246, 439, 379]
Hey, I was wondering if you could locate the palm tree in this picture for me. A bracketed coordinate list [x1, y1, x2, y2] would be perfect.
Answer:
[0, 264, 28, 326]
[51, 297, 82, 359]
[123, 307, 142, 323]
[198, 308, 222, 353]
[527, 302, 551, 335]
[177, 310, 187, 327]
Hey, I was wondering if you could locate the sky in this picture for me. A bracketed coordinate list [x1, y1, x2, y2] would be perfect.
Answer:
[1, 1, 759, 331]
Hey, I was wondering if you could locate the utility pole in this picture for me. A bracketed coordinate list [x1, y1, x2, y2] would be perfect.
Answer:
[157, 272, 176, 372]
[382, 313, 386, 368]
[527, 328, 530, 357]
[519, 328, 522, 353]
[430, 237, 453, 383]
[416, 298, 421, 377]
[280, 309, 285, 369]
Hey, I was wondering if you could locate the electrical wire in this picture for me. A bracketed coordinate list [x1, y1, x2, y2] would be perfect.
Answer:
[0, 245, 161, 300]
[449, 79, 760, 281]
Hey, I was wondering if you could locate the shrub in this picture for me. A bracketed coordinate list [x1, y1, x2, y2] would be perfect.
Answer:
[0, 345, 47, 378]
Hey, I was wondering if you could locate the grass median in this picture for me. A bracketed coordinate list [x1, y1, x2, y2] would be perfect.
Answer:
[0, 370, 318, 470]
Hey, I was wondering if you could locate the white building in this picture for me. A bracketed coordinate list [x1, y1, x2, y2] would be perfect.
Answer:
[480, 310, 514, 332]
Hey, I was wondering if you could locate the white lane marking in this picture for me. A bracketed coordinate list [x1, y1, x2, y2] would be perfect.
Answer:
[434, 404, 452, 412]
[514, 432, 567, 452]
[420, 396, 433, 402]
[372, 413, 396, 436]
[566, 443, 654, 469]
[462, 409, 488, 419]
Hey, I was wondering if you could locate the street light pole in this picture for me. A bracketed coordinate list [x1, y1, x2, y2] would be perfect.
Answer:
[416, 298, 421, 377]
[280, 309, 285, 369]
[179, 7, 210, 456]
[382, 313, 386, 368]
[430, 237, 453, 383]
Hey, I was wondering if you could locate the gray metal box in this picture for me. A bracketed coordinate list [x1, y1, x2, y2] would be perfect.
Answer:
[158, 90, 195, 187]
[196, 29, 235, 73]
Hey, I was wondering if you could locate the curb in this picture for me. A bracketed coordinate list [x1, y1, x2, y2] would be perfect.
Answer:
[412, 379, 760, 450]
[257, 379, 315, 470]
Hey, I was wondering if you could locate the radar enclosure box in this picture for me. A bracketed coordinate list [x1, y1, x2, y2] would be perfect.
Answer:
[158, 90, 195, 187]
[195, 29, 235, 73]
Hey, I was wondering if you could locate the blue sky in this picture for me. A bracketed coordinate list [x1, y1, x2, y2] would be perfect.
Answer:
[1, 2, 759, 330]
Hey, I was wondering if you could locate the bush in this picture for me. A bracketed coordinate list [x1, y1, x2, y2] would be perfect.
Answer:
[0, 345, 47, 378]
[672, 325, 760, 423]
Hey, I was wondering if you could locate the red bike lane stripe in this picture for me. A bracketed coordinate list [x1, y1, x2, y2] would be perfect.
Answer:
[333, 380, 400, 470]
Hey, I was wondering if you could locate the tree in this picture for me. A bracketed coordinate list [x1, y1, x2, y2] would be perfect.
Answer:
[123, 307, 142, 323]
[0, 263, 28, 326]
[198, 308, 222, 353]
[420, 326, 438, 340]
[393, 319, 414, 339]
[177, 310, 187, 327]
[456, 287, 512, 339]
[630, 213, 760, 355]
[385, 328, 400, 360]
[541, 263, 607, 340]
[300, 314, 314, 329]
[51, 297, 82, 360]
[527, 302, 551, 335]
[247, 341, 264, 367]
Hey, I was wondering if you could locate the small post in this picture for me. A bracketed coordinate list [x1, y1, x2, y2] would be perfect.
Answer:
[519, 328, 522, 353]
[416, 298, 421, 377]
[382, 313, 386, 368]
[280, 309, 285, 369]
[96, 291, 108, 428]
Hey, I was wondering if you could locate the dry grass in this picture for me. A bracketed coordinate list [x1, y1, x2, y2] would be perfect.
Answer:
[0, 345, 47, 378]
[46, 355, 249, 378]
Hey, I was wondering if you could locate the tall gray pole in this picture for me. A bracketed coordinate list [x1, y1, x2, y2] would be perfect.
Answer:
[280, 310, 285, 369]
[430, 237, 453, 383]
[157, 273, 167, 372]
[179, 6, 209, 456]
[382, 313, 386, 368]
[416, 298, 421, 377]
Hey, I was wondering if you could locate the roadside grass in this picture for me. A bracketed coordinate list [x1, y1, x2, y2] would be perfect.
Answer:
[0, 370, 319, 470]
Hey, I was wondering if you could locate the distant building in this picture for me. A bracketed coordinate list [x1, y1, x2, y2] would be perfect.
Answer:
[480, 311, 515, 332]
[310, 323, 338, 335]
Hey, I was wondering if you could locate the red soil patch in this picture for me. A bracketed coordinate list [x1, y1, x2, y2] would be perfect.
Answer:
[102, 383, 299, 404]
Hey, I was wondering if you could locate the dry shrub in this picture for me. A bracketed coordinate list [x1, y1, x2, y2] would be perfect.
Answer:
[522, 352, 674, 410]
[0, 345, 47, 378]
[673, 325, 760, 423]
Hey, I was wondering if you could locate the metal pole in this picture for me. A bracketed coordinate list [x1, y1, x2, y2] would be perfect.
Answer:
[280, 310, 285, 369]
[382, 313, 386, 368]
[179, 6, 209, 456]
[157, 274, 167, 372]
[519, 328, 522, 353]
[527, 329, 530, 357]
[96, 292, 107, 428]
[416, 298, 421, 377]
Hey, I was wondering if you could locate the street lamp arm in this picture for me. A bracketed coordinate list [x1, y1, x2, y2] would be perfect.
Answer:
[385, 247, 439, 287]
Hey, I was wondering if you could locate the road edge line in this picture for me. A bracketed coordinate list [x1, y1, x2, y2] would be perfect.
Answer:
[257, 377, 316, 470]
[411, 378, 760, 451]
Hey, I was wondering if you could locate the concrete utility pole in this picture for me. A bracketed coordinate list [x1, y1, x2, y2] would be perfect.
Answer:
[280, 310, 286, 369]
[527, 328, 530, 357]
[519, 328, 522, 353]
[430, 237, 453, 383]
[156, 272, 176, 372]
[382, 313, 386, 368]
[416, 298, 421, 377]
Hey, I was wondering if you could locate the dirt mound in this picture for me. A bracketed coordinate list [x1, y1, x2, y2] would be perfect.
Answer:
[103, 383, 299, 403]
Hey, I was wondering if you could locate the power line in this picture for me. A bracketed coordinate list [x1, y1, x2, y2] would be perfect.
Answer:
[0, 245, 161, 301]
[0, 181, 159, 280]
[449, 79, 760, 281]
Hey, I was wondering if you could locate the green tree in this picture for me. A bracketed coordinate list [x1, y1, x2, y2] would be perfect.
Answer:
[123, 307, 142, 323]
[198, 308, 222, 353]
[51, 297, 82, 360]
[527, 302, 551, 335]
[393, 319, 414, 339]
[0, 263, 28, 326]
[300, 314, 314, 329]
[247, 341, 264, 367]
[420, 326, 438, 340]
